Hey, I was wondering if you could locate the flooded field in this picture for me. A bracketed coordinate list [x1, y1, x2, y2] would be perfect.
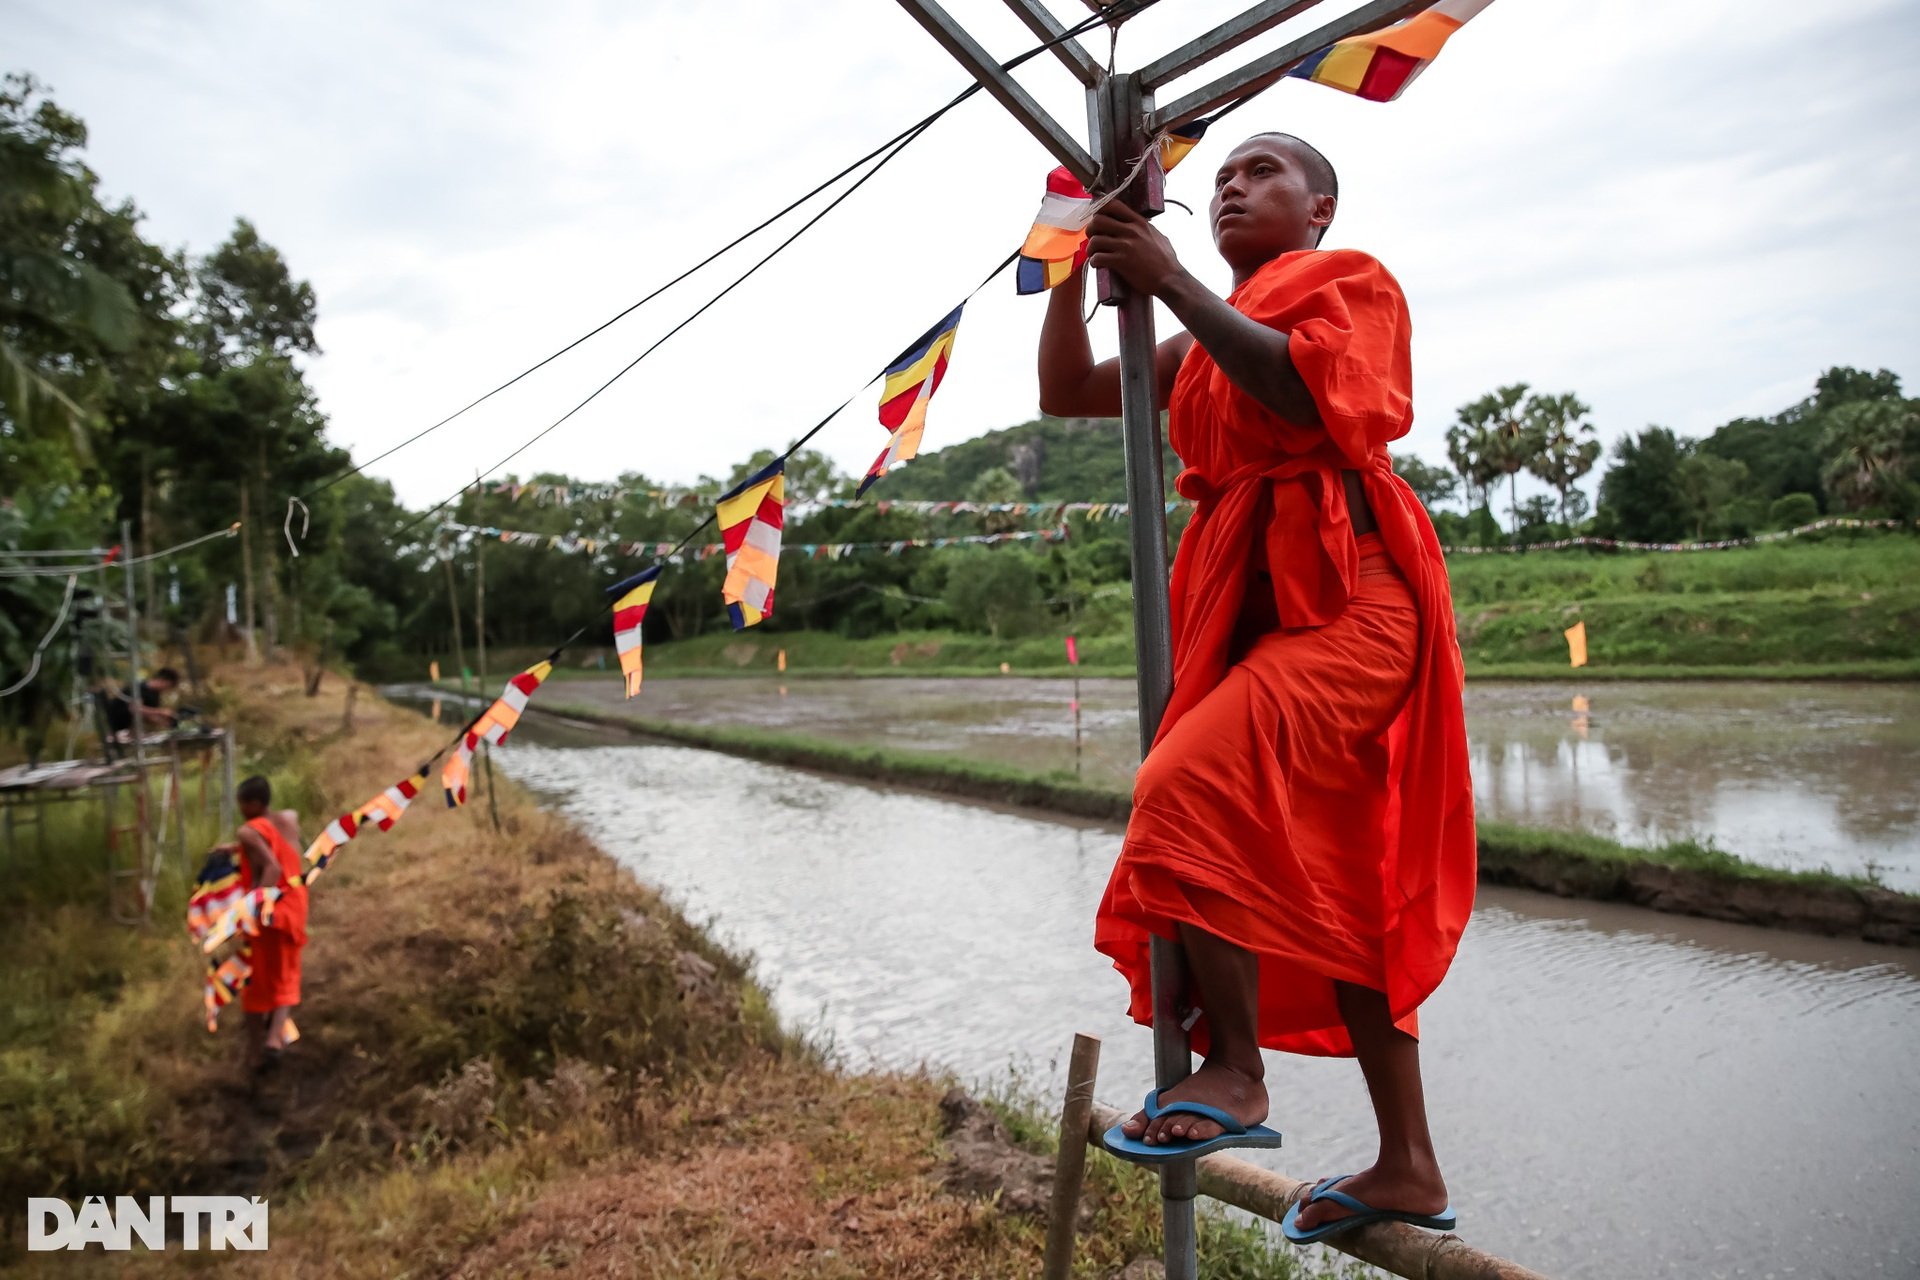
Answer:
[544, 675, 1920, 889]
[477, 711, 1920, 1280]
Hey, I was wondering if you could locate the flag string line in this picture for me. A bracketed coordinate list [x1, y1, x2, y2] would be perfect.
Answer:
[298, 2, 1139, 512]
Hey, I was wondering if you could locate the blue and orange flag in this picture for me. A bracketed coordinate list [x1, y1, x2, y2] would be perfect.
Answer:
[609, 565, 662, 697]
[718, 460, 785, 629]
[1015, 121, 1209, 296]
[1287, 0, 1491, 101]
[358, 769, 427, 832]
[859, 305, 963, 495]
[298, 811, 360, 884]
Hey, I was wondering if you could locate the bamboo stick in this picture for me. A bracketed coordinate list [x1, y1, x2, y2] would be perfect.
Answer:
[1086, 1103, 1550, 1280]
[1041, 1033, 1102, 1280]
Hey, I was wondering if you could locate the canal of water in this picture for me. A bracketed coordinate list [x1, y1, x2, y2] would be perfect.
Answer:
[442, 701, 1920, 1280]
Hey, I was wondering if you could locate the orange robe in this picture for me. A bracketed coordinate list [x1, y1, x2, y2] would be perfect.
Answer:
[239, 815, 308, 1014]
[1094, 249, 1475, 1058]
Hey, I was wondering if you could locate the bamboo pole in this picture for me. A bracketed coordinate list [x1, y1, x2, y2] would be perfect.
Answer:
[1041, 1033, 1102, 1280]
[1086, 1103, 1550, 1280]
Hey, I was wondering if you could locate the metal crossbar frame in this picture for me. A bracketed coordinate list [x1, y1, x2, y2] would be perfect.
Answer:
[888, 4, 1440, 1276]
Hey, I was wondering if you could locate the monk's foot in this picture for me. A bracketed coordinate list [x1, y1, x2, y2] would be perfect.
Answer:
[1291, 1160, 1449, 1233]
[1119, 1059, 1268, 1145]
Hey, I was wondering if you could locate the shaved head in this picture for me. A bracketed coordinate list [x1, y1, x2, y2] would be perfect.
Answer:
[1252, 132, 1338, 241]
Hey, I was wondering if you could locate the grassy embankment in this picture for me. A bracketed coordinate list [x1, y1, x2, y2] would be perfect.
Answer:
[0, 665, 1360, 1278]
[544, 708, 1920, 947]
[469, 537, 1920, 682]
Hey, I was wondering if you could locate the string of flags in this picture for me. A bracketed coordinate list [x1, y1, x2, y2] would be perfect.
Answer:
[1439, 516, 1908, 555]
[202, 6, 1521, 1035]
[441, 520, 1074, 562]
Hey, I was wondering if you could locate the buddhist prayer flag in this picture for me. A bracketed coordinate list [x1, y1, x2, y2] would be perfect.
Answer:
[860, 305, 964, 495]
[609, 566, 661, 697]
[718, 459, 785, 629]
[300, 811, 360, 882]
[359, 770, 427, 832]
[1565, 620, 1589, 668]
[442, 659, 554, 807]
[479, 660, 553, 745]
[1015, 121, 1208, 296]
[443, 730, 479, 808]
[1286, 0, 1492, 101]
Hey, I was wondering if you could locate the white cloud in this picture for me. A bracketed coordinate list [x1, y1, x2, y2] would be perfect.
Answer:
[14, 0, 1918, 515]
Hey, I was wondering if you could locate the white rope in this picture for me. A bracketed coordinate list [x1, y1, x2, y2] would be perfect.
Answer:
[284, 498, 310, 557]
[0, 572, 79, 697]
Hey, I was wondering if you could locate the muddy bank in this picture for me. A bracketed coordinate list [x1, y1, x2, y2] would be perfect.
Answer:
[547, 703, 1920, 947]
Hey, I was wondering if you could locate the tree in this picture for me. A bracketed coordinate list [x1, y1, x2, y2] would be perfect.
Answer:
[0, 75, 143, 476]
[1596, 426, 1692, 542]
[1821, 400, 1916, 513]
[1675, 452, 1750, 539]
[942, 549, 1043, 640]
[1524, 392, 1602, 526]
[1390, 453, 1456, 513]
[1455, 384, 1539, 538]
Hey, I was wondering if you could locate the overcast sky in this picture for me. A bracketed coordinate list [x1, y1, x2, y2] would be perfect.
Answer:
[14, 0, 1919, 511]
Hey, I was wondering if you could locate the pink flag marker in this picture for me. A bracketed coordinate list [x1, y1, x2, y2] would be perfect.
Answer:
[1065, 635, 1079, 666]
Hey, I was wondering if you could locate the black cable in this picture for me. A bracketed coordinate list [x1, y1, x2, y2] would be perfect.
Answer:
[389, 111, 942, 545]
[302, 5, 1127, 506]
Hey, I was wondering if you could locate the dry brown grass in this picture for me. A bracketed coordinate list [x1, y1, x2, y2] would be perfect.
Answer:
[6, 663, 1337, 1280]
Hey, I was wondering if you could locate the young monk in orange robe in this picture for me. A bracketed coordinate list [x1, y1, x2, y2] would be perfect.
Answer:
[234, 774, 309, 1076]
[1037, 133, 1475, 1241]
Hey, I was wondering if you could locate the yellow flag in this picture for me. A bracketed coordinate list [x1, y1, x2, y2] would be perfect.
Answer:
[1565, 621, 1589, 668]
[430, 660, 441, 683]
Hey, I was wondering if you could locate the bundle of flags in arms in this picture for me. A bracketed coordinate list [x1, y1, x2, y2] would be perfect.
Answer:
[188, 0, 1494, 1029]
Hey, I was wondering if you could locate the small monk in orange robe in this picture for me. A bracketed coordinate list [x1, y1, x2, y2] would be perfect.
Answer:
[234, 774, 309, 1076]
[1037, 132, 1475, 1241]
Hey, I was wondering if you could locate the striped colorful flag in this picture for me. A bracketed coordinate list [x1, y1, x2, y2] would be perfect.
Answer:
[718, 460, 785, 629]
[442, 659, 555, 807]
[1015, 121, 1209, 296]
[859, 306, 964, 495]
[306, 810, 358, 870]
[609, 565, 662, 697]
[358, 769, 427, 832]
[1286, 0, 1492, 101]
[477, 661, 554, 747]
[443, 730, 479, 808]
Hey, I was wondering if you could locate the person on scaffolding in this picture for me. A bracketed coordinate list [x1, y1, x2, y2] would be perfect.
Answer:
[1035, 132, 1474, 1245]
[232, 774, 309, 1079]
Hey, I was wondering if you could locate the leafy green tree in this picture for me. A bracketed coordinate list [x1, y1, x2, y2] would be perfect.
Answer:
[1524, 392, 1601, 526]
[1768, 492, 1819, 530]
[1455, 384, 1539, 538]
[1443, 421, 1496, 514]
[0, 75, 148, 480]
[1391, 453, 1456, 512]
[1595, 426, 1691, 542]
[1821, 399, 1916, 513]
[1675, 452, 1750, 539]
[942, 548, 1043, 639]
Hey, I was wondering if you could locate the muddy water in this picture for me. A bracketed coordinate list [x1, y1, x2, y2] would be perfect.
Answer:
[486, 723, 1920, 1280]
[545, 676, 1920, 890]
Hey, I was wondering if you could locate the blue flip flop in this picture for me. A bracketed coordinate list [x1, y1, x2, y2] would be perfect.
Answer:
[1101, 1091, 1283, 1165]
[1281, 1174, 1456, 1244]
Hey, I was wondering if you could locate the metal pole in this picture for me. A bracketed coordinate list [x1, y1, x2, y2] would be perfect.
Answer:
[1093, 70, 1196, 1280]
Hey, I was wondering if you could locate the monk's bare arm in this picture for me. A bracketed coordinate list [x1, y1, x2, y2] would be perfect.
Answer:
[1036, 266, 1193, 418]
[238, 825, 283, 889]
[1085, 203, 1320, 426]
[1154, 272, 1320, 427]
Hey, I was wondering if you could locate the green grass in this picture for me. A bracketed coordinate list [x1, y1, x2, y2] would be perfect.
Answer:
[430, 537, 1920, 683]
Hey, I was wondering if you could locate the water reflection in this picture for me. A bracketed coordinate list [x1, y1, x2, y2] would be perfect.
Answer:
[536, 676, 1920, 888]
[494, 735, 1920, 1280]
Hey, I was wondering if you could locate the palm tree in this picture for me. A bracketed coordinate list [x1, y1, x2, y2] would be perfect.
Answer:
[1821, 401, 1914, 511]
[1525, 392, 1603, 525]
[1455, 384, 1540, 538]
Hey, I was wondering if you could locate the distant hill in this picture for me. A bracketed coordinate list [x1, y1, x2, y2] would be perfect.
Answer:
[879, 415, 1181, 501]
